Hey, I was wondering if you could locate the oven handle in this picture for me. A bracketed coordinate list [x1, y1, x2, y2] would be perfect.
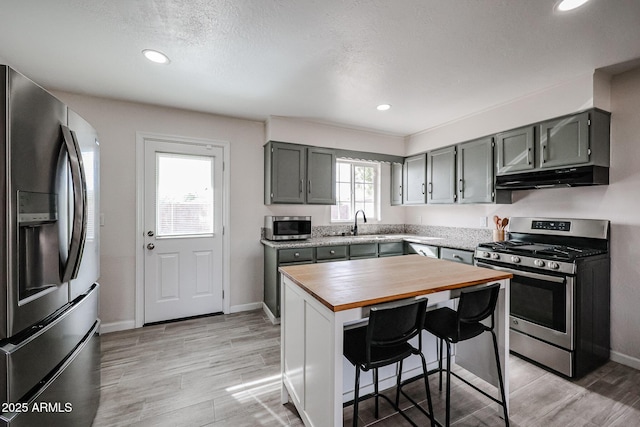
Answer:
[475, 262, 565, 283]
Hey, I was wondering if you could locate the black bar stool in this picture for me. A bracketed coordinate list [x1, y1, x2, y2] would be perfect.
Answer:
[423, 283, 509, 427]
[343, 297, 436, 427]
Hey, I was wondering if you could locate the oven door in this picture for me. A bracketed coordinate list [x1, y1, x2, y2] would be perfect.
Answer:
[476, 262, 574, 350]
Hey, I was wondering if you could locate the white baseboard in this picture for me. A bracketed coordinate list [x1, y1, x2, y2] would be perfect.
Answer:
[263, 302, 281, 325]
[610, 350, 640, 371]
[229, 302, 263, 313]
[100, 320, 136, 334]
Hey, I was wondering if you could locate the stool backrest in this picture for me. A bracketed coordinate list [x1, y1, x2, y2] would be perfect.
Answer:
[457, 283, 501, 326]
[367, 297, 428, 359]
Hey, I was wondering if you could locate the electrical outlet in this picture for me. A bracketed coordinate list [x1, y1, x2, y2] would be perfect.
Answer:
[416, 215, 422, 224]
[480, 216, 488, 227]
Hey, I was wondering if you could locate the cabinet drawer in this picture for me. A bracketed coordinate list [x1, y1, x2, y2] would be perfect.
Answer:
[378, 242, 404, 257]
[349, 243, 378, 259]
[316, 245, 348, 262]
[279, 248, 314, 264]
[440, 247, 474, 265]
[406, 243, 439, 258]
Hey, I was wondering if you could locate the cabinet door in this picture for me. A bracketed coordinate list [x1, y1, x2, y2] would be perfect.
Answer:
[427, 146, 456, 204]
[269, 142, 306, 203]
[391, 162, 403, 206]
[403, 154, 426, 204]
[538, 112, 590, 169]
[307, 147, 336, 204]
[458, 137, 494, 204]
[495, 126, 535, 175]
[440, 247, 474, 265]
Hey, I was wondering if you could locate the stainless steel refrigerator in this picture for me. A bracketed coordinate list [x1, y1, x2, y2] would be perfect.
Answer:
[0, 66, 101, 426]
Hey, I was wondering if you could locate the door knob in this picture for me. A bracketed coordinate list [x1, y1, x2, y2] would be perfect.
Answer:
[147, 231, 155, 237]
[147, 243, 155, 250]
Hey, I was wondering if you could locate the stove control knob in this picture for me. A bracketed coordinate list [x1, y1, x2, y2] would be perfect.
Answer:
[549, 262, 560, 270]
[491, 253, 500, 260]
[482, 251, 491, 258]
[510, 256, 521, 263]
[534, 259, 545, 267]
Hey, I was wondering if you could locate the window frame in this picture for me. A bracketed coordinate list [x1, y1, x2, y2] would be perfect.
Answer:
[331, 159, 381, 223]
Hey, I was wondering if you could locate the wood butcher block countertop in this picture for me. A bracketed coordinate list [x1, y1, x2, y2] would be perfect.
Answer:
[279, 255, 512, 312]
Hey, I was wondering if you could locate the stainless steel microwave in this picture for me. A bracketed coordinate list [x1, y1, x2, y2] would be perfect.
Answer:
[264, 216, 312, 241]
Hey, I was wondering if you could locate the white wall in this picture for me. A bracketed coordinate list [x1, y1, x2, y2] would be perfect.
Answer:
[265, 116, 406, 225]
[52, 92, 266, 329]
[404, 69, 640, 367]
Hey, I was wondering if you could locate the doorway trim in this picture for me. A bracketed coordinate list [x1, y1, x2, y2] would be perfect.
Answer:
[135, 132, 231, 328]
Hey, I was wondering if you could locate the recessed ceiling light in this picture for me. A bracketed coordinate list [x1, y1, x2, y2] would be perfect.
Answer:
[376, 104, 391, 111]
[556, 0, 590, 12]
[142, 49, 170, 64]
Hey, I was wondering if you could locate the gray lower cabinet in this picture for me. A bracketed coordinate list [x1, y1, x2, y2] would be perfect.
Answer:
[264, 141, 336, 205]
[263, 247, 314, 318]
[378, 242, 404, 257]
[349, 243, 378, 259]
[403, 153, 426, 204]
[391, 162, 403, 206]
[405, 242, 439, 258]
[457, 136, 494, 203]
[440, 247, 474, 265]
[427, 146, 456, 204]
[316, 245, 348, 262]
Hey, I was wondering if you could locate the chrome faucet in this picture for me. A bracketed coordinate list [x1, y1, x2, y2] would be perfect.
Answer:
[352, 210, 367, 236]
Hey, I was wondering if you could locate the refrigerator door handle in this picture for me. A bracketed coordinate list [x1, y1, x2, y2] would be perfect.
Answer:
[61, 125, 87, 282]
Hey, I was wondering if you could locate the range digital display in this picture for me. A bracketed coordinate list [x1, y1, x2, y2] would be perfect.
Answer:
[531, 220, 571, 232]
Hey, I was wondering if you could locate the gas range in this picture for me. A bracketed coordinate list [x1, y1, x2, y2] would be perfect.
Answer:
[474, 217, 609, 275]
[474, 217, 611, 378]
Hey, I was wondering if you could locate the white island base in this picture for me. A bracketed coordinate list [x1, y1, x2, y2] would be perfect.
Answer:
[280, 272, 510, 427]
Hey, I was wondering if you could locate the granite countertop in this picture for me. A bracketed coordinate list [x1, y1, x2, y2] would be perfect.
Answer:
[261, 232, 486, 252]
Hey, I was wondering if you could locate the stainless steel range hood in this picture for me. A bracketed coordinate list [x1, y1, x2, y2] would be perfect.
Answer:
[494, 165, 609, 190]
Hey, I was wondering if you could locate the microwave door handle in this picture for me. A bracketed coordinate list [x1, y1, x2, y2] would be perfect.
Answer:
[475, 262, 565, 283]
[61, 125, 87, 282]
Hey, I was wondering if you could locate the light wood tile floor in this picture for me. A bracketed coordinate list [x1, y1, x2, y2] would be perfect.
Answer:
[94, 310, 640, 427]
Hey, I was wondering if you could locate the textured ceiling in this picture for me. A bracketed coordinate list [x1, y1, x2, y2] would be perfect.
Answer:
[1, 0, 639, 135]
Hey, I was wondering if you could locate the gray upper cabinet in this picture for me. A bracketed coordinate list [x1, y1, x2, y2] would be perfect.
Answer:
[538, 112, 590, 169]
[427, 146, 456, 204]
[403, 154, 426, 204]
[306, 147, 336, 204]
[391, 162, 403, 206]
[457, 136, 494, 203]
[495, 126, 535, 175]
[264, 141, 336, 205]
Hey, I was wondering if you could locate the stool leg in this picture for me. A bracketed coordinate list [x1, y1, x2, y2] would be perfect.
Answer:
[491, 331, 510, 427]
[419, 352, 436, 427]
[374, 368, 379, 419]
[353, 366, 361, 427]
[396, 360, 404, 408]
[438, 338, 444, 392]
[445, 340, 452, 427]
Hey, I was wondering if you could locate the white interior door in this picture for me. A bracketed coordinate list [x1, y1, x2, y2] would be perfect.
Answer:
[144, 139, 224, 324]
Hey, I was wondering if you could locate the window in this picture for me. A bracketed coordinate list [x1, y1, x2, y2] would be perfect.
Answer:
[331, 160, 380, 221]
[156, 153, 214, 236]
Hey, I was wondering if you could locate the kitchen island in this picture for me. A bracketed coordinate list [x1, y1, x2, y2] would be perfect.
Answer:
[279, 254, 512, 427]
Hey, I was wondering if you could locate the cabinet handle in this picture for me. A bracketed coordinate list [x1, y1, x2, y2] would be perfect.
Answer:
[453, 254, 462, 260]
[428, 183, 433, 194]
[294, 252, 300, 258]
[299, 179, 303, 194]
[459, 178, 463, 192]
[422, 183, 425, 195]
[308, 180, 312, 194]
[399, 185, 402, 197]
[527, 148, 532, 165]
[330, 250, 335, 255]
[542, 144, 547, 163]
